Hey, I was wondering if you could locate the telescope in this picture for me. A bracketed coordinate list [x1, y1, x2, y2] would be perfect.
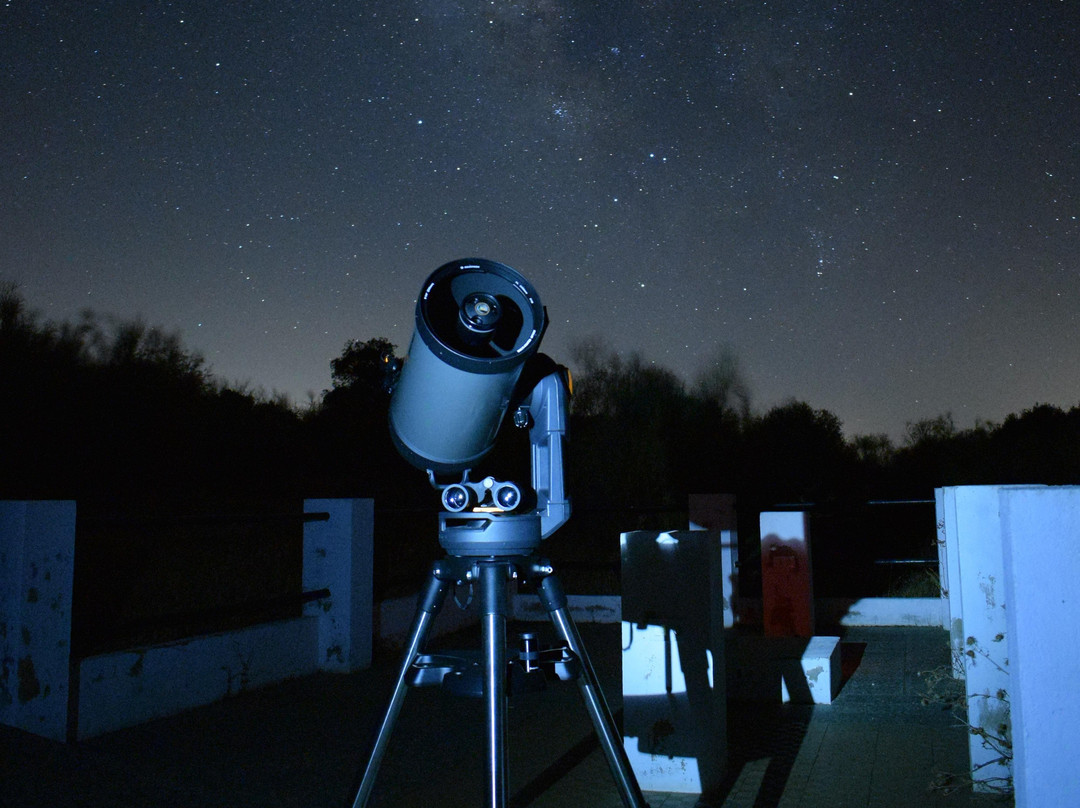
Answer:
[350, 259, 648, 808]
[387, 257, 569, 553]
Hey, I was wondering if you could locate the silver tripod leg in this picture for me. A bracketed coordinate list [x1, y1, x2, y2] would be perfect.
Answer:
[478, 561, 510, 808]
[538, 573, 651, 808]
[351, 568, 449, 808]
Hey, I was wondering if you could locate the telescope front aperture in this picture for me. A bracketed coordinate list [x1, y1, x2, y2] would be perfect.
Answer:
[389, 258, 547, 474]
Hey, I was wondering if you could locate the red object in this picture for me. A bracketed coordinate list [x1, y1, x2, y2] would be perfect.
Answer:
[760, 513, 814, 637]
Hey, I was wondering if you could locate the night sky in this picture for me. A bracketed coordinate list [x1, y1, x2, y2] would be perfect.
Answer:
[3, 1, 1077, 438]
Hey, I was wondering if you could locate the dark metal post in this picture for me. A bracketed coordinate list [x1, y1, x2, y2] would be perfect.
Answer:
[479, 561, 510, 808]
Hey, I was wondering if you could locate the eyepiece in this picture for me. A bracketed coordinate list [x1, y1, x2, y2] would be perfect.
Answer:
[494, 482, 521, 511]
[442, 484, 472, 512]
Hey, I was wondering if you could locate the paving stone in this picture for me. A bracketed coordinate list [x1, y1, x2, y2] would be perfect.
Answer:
[0, 625, 1013, 808]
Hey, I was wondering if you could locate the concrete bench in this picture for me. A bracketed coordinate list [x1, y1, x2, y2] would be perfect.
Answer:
[727, 634, 841, 704]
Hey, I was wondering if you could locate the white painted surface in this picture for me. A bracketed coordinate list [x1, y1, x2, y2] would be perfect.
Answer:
[688, 494, 739, 628]
[1000, 486, 1080, 808]
[0, 498, 375, 741]
[726, 634, 840, 704]
[936, 488, 966, 676]
[302, 498, 374, 671]
[789, 636, 841, 704]
[940, 485, 1046, 793]
[816, 597, 946, 627]
[621, 623, 721, 792]
[511, 593, 621, 624]
[77, 617, 319, 738]
[620, 530, 726, 794]
[0, 501, 76, 741]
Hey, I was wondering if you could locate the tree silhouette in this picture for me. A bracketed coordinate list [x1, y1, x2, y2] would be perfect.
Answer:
[306, 337, 418, 502]
[565, 337, 747, 510]
[991, 404, 1080, 483]
[692, 344, 752, 421]
[568, 338, 693, 508]
[0, 283, 307, 501]
[6, 280, 1080, 604]
[904, 412, 958, 446]
[328, 337, 399, 394]
[741, 400, 854, 505]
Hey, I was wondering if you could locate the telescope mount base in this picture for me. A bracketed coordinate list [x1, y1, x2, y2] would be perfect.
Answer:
[349, 554, 649, 808]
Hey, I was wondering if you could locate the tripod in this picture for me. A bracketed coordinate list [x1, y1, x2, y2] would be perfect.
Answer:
[361, 343, 647, 806]
[349, 549, 649, 808]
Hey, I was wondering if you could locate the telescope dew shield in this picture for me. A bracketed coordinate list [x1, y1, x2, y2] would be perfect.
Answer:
[389, 258, 547, 474]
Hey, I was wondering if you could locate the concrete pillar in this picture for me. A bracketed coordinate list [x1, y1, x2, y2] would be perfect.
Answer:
[302, 499, 374, 672]
[935, 488, 965, 676]
[1000, 486, 1080, 808]
[0, 501, 77, 741]
[940, 485, 1042, 793]
[759, 511, 814, 637]
[621, 530, 725, 794]
[688, 493, 738, 627]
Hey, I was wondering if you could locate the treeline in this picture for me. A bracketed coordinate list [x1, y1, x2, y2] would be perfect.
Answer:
[4, 283, 1079, 512]
[1, 284, 309, 505]
[564, 340, 1080, 511]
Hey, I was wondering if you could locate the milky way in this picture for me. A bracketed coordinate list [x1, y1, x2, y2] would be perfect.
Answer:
[2, 1, 1077, 437]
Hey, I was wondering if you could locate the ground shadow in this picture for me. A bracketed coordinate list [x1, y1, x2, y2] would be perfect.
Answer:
[840, 641, 867, 688]
[700, 629, 867, 807]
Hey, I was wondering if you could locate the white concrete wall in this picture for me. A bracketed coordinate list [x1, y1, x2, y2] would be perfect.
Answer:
[510, 595, 947, 628]
[70, 499, 375, 739]
[76, 617, 319, 738]
[302, 498, 374, 671]
[511, 593, 621, 625]
[2, 498, 374, 741]
[815, 597, 946, 627]
[939, 485, 1028, 792]
[999, 486, 1080, 808]
[620, 530, 726, 794]
[935, 488, 966, 676]
[0, 501, 77, 742]
[688, 494, 739, 628]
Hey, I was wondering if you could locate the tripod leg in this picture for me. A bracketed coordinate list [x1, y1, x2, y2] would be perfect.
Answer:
[350, 568, 449, 808]
[538, 573, 650, 808]
[479, 561, 509, 808]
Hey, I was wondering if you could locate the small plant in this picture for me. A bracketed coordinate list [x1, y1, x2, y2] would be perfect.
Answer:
[885, 565, 942, 598]
[919, 636, 1013, 796]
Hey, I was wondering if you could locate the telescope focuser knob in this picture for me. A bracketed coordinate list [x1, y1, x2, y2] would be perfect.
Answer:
[513, 405, 531, 429]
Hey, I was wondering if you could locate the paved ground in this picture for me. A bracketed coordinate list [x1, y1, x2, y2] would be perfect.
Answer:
[1, 624, 1013, 808]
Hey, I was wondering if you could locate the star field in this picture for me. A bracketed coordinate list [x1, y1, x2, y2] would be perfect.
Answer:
[2, 1, 1077, 437]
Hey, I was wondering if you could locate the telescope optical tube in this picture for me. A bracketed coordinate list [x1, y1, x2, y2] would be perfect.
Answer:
[389, 258, 547, 474]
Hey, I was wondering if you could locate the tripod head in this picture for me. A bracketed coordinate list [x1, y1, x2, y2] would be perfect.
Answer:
[388, 259, 570, 556]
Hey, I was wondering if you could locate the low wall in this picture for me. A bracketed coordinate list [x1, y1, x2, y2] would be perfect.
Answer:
[1, 498, 373, 742]
[66, 592, 943, 741]
[374, 593, 621, 649]
[75, 616, 320, 737]
[375, 594, 946, 633]
[512, 593, 622, 624]
[814, 597, 946, 628]
[376, 591, 483, 648]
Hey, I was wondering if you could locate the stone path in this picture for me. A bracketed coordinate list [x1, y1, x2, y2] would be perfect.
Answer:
[0, 625, 1013, 807]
